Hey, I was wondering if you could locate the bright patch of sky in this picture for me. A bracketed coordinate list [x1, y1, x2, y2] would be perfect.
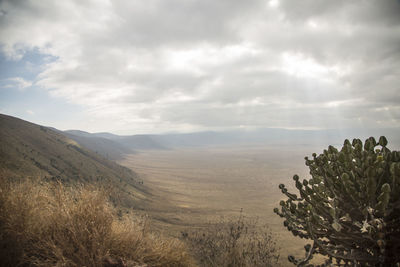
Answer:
[0, 0, 399, 134]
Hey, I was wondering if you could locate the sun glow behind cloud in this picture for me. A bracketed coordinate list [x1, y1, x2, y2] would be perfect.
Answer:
[164, 43, 260, 74]
[280, 52, 350, 81]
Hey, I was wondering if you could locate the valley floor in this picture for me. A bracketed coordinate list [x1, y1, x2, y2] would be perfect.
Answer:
[119, 145, 325, 266]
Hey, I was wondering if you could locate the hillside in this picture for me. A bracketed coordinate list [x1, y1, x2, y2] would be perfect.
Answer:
[0, 114, 148, 208]
[64, 130, 166, 159]
[63, 130, 135, 160]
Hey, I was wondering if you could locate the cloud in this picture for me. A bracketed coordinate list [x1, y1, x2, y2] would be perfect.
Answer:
[0, 77, 32, 90]
[278, 0, 400, 27]
[0, 0, 399, 133]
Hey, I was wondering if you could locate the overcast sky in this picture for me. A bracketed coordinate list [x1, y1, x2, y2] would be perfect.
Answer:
[0, 0, 399, 134]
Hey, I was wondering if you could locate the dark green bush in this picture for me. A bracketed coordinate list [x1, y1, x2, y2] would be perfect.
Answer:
[274, 136, 400, 266]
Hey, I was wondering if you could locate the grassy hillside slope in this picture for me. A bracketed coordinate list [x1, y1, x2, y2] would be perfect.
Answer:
[63, 130, 135, 160]
[0, 114, 148, 208]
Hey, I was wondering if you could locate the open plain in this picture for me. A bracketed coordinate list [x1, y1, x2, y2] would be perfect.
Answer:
[120, 144, 326, 266]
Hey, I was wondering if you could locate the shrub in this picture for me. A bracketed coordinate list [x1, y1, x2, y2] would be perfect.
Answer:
[182, 212, 279, 267]
[0, 179, 195, 267]
[274, 136, 400, 266]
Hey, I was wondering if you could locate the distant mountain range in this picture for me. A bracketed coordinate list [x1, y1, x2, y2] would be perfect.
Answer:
[62, 130, 167, 160]
[63, 126, 400, 160]
[61, 130, 137, 160]
[2, 113, 399, 167]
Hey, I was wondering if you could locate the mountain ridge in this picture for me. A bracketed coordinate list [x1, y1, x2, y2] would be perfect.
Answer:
[64, 127, 400, 152]
[0, 114, 148, 208]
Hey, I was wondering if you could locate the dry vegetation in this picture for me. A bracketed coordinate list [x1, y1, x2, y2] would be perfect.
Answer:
[0, 177, 281, 267]
[0, 179, 195, 267]
[182, 212, 279, 267]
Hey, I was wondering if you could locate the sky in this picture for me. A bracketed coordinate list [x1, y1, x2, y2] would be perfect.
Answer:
[0, 0, 399, 135]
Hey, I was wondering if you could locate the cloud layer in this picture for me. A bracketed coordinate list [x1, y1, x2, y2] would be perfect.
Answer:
[1, 0, 399, 133]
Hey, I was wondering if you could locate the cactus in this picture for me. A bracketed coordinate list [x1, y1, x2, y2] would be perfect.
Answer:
[274, 136, 400, 266]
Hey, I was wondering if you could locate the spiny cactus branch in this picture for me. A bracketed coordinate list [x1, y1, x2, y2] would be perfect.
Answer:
[274, 136, 400, 266]
[296, 241, 316, 267]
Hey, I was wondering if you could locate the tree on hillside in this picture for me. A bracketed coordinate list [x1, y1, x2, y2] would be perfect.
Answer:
[274, 136, 400, 266]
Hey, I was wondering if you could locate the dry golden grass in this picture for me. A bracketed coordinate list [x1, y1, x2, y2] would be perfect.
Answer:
[0, 179, 195, 267]
[182, 212, 280, 267]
